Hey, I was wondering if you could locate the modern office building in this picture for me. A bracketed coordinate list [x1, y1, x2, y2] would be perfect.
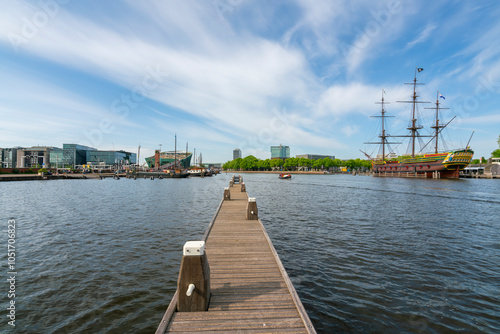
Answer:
[15, 146, 54, 168]
[86, 150, 137, 166]
[1, 148, 18, 168]
[296, 154, 335, 160]
[63, 144, 96, 167]
[233, 148, 242, 160]
[270, 145, 290, 160]
[2, 144, 136, 169]
[50, 147, 64, 168]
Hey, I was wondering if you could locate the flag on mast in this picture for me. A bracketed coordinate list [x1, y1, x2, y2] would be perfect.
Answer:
[417, 68, 424, 73]
[439, 93, 445, 100]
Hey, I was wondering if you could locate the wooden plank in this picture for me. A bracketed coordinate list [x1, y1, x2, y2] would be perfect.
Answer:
[170, 309, 300, 321]
[157, 182, 316, 334]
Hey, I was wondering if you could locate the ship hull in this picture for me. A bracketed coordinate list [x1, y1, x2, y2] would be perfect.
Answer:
[372, 159, 459, 178]
[371, 150, 473, 179]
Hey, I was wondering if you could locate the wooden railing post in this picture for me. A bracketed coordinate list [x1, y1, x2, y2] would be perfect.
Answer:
[246, 197, 258, 220]
[241, 182, 246, 192]
[177, 241, 210, 312]
[223, 187, 231, 200]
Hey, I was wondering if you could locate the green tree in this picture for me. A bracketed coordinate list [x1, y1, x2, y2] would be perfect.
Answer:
[298, 158, 311, 170]
[270, 159, 283, 169]
[323, 158, 335, 169]
[240, 155, 259, 170]
[231, 158, 242, 170]
[258, 159, 271, 170]
[492, 134, 500, 157]
[284, 158, 299, 171]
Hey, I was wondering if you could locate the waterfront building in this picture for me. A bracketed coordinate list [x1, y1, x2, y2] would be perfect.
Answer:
[50, 147, 64, 169]
[270, 145, 290, 160]
[296, 154, 335, 160]
[233, 148, 242, 160]
[1, 147, 18, 168]
[15, 146, 54, 168]
[86, 150, 137, 167]
[145, 151, 192, 169]
[206, 163, 222, 169]
[63, 144, 96, 167]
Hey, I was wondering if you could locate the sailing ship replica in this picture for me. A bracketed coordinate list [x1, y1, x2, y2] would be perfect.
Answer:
[364, 68, 474, 179]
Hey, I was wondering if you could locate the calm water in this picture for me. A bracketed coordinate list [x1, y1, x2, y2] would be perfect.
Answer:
[1, 174, 499, 333]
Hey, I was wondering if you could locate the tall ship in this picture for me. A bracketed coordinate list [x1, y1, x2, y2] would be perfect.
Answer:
[364, 68, 474, 179]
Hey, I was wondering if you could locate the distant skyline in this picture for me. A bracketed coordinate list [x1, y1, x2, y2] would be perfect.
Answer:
[1, 1, 500, 163]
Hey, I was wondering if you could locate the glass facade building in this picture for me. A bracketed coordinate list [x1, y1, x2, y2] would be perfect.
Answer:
[86, 150, 136, 166]
[50, 148, 64, 168]
[270, 145, 290, 160]
[63, 144, 96, 167]
[233, 148, 242, 160]
[1, 148, 18, 168]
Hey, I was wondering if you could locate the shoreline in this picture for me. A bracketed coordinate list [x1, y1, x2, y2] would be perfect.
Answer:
[0, 173, 117, 182]
[224, 170, 349, 175]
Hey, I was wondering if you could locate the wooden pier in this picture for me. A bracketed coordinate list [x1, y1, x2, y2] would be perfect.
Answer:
[156, 177, 316, 333]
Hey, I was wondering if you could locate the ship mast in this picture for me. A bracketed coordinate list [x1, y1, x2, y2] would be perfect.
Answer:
[380, 91, 387, 160]
[425, 91, 449, 153]
[174, 134, 177, 170]
[396, 67, 430, 157]
[364, 89, 399, 161]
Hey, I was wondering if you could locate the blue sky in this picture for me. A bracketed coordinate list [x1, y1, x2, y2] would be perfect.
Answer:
[1, 0, 499, 164]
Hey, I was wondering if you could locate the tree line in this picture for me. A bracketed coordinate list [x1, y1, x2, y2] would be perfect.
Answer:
[471, 134, 500, 164]
[222, 156, 372, 171]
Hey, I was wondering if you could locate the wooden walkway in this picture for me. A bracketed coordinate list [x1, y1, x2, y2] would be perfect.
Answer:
[156, 182, 316, 333]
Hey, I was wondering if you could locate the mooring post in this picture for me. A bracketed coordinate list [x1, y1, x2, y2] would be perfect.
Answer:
[177, 241, 210, 312]
[246, 197, 258, 220]
[223, 187, 231, 200]
[239, 174, 242, 183]
[241, 182, 246, 192]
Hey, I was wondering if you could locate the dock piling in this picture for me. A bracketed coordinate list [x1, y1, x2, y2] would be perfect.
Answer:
[241, 182, 246, 192]
[223, 187, 231, 200]
[246, 197, 258, 220]
[176, 241, 211, 312]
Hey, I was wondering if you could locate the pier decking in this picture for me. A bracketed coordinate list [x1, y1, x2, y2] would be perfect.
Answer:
[156, 180, 316, 333]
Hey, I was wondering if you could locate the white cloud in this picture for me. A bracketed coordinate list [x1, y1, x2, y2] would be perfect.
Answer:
[405, 23, 436, 50]
[341, 125, 360, 137]
[1, 1, 500, 161]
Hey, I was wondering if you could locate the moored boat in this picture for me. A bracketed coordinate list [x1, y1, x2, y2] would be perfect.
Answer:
[279, 173, 292, 179]
[371, 149, 474, 178]
[364, 68, 474, 179]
